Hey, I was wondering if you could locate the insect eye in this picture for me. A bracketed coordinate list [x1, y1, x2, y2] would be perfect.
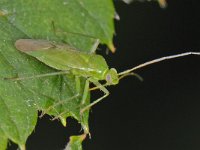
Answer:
[106, 74, 112, 84]
[105, 68, 119, 85]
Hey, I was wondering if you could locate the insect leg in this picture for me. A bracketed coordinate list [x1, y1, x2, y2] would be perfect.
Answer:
[52, 77, 90, 122]
[40, 76, 81, 118]
[81, 78, 90, 105]
[50, 21, 100, 53]
[80, 79, 109, 114]
[89, 72, 143, 91]
[41, 94, 80, 117]
[90, 39, 100, 53]
[75, 76, 81, 95]
[4, 71, 70, 81]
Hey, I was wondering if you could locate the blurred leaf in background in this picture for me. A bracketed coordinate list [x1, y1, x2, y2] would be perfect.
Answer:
[122, 0, 167, 8]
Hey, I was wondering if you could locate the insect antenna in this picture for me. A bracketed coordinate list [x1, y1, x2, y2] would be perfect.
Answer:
[89, 72, 143, 91]
[118, 52, 200, 76]
[119, 72, 143, 81]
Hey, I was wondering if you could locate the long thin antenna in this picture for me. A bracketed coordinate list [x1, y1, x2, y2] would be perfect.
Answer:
[119, 52, 200, 75]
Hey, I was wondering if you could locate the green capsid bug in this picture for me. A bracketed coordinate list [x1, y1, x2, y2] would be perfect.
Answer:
[14, 39, 119, 114]
[14, 39, 200, 114]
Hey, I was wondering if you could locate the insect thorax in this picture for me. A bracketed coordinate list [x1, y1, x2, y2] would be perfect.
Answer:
[70, 54, 109, 80]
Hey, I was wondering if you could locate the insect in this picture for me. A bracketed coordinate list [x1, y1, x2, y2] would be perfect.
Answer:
[14, 39, 119, 114]
[14, 39, 200, 115]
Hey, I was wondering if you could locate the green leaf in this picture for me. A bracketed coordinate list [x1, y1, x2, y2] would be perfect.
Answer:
[64, 134, 87, 150]
[0, 128, 7, 150]
[0, 139, 7, 150]
[0, 0, 115, 52]
[0, 0, 115, 149]
[0, 19, 38, 146]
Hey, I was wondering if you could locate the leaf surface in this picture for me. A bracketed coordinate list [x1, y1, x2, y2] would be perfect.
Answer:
[0, 128, 7, 150]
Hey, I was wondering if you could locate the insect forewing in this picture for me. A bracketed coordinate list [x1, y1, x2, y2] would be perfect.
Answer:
[15, 39, 55, 51]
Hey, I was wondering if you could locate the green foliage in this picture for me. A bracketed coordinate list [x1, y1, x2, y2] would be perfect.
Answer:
[0, 0, 115, 149]
[64, 134, 86, 150]
[0, 128, 7, 150]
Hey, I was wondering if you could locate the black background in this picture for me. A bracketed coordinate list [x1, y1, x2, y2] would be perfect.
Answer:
[9, 0, 200, 150]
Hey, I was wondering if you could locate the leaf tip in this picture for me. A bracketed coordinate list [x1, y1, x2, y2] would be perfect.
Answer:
[60, 117, 67, 127]
[108, 42, 116, 53]
[69, 133, 87, 142]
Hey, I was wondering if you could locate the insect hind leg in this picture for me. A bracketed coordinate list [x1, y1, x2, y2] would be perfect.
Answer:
[40, 93, 80, 118]
[51, 77, 90, 121]
[40, 76, 82, 119]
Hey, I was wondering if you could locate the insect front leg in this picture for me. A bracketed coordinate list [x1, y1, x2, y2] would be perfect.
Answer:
[89, 39, 100, 53]
[80, 78, 110, 114]
[51, 21, 100, 53]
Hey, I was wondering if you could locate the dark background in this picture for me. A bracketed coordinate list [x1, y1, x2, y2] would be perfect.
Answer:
[9, 0, 200, 150]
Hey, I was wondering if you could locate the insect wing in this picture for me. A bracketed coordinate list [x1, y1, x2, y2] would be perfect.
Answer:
[15, 39, 54, 51]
